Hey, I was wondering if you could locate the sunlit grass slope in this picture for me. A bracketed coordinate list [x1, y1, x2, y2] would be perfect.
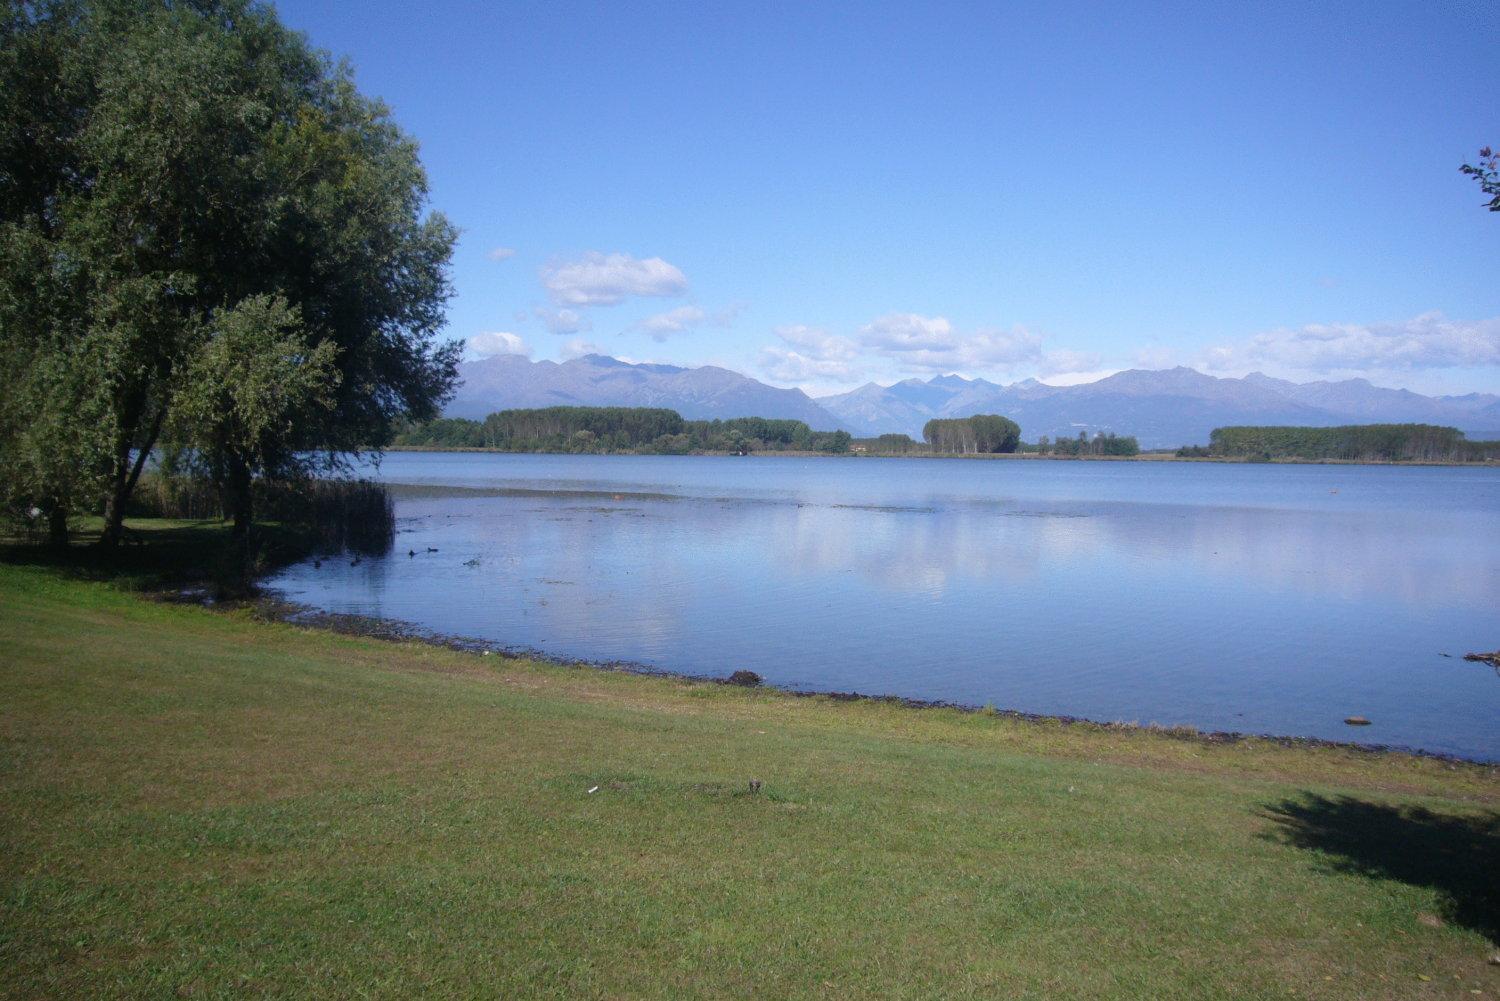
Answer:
[2, 550, 1497, 999]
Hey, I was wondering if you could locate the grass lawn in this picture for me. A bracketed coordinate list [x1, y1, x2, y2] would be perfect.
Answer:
[1, 531, 1497, 999]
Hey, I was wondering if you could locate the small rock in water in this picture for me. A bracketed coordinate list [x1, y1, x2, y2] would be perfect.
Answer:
[726, 670, 763, 687]
[1344, 716, 1372, 726]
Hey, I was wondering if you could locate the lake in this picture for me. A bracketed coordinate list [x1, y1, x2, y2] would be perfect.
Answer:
[263, 453, 1500, 761]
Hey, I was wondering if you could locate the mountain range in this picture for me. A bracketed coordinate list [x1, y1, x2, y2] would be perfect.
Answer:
[447, 354, 1500, 450]
[446, 353, 839, 428]
[818, 367, 1500, 447]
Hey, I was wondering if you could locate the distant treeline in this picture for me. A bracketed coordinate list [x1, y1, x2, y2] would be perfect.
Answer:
[1197, 424, 1500, 462]
[851, 424, 1139, 457]
[393, 407, 853, 454]
[1029, 431, 1140, 457]
[922, 415, 1022, 454]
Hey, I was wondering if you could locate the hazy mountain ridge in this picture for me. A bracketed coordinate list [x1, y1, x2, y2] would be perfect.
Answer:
[447, 354, 847, 429]
[818, 366, 1500, 448]
[448, 354, 1500, 449]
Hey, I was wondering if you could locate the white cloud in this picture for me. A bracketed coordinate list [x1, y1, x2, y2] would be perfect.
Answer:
[639, 306, 707, 339]
[1037, 348, 1104, 377]
[486, 246, 517, 262]
[775, 324, 860, 360]
[1202, 312, 1500, 375]
[541, 251, 688, 307]
[636, 302, 745, 341]
[858, 313, 958, 352]
[535, 307, 592, 335]
[757, 325, 864, 386]
[760, 347, 863, 384]
[856, 313, 1050, 373]
[467, 331, 530, 359]
[560, 338, 606, 360]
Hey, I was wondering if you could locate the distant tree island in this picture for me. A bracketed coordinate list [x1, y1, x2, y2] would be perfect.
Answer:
[1180, 424, 1500, 463]
[397, 409, 1500, 465]
[394, 408, 1145, 458]
[392, 407, 853, 454]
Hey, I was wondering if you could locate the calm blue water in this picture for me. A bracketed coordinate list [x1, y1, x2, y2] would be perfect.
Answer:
[264, 453, 1500, 760]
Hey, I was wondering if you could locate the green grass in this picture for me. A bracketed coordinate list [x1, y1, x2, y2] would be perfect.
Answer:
[2, 534, 1498, 999]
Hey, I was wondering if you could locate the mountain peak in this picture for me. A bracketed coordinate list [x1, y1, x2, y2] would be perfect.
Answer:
[928, 374, 972, 388]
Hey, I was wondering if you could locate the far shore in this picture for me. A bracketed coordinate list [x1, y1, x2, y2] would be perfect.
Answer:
[385, 444, 1499, 467]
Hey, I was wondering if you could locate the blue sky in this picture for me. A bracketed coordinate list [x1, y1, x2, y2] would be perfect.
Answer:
[273, 0, 1498, 396]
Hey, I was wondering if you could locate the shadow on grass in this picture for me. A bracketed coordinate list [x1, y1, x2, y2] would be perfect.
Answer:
[1264, 793, 1500, 943]
[0, 519, 318, 594]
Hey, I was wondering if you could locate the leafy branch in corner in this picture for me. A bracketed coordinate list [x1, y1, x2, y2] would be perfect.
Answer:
[1460, 146, 1499, 211]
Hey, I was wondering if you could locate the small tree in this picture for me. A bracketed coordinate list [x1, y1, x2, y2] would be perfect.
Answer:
[169, 294, 339, 565]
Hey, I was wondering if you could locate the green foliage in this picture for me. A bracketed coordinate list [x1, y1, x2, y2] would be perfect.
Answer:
[0, 0, 458, 549]
[853, 433, 919, 454]
[169, 294, 340, 487]
[922, 414, 1021, 454]
[1208, 424, 1498, 462]
[128, 474, 394, 556]
[484, 407, 686, 451]
[1460, 145, 1499, 212]
[394, 407, 853, 455]
[1038, 431, 1140, 457]
[392, 417, 490, 448]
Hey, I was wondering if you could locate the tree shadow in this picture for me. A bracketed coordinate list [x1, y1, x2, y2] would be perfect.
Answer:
[1263, 793, 1500, 943]
[0, 519, 317, 594]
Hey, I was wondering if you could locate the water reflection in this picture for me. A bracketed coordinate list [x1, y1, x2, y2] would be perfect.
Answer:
[267, 455, 1500, 760]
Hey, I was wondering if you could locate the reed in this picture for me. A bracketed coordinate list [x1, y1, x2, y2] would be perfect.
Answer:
[128, 474, 394, 554]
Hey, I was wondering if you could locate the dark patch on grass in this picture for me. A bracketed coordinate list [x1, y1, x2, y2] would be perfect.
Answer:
[0, 521, 318, 595]
[1263, 793, 1500, 943]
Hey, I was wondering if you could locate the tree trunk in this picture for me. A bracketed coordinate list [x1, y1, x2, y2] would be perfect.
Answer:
[98, 408, 165, 548]
[47, 503, 68, 548]
[98, 439, 133, 549]
[226, 454, 256, 584]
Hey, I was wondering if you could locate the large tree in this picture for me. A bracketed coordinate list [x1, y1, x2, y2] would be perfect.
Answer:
[0, 0, 459, 548]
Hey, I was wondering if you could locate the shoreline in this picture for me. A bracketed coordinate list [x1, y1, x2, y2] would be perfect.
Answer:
[235, 588, 1497, 770]
[8, 559, 1498, 996]
[385, 444, 1499, 467]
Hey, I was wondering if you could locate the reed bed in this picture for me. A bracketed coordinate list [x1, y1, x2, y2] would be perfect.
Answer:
[128, 475, 394, 555]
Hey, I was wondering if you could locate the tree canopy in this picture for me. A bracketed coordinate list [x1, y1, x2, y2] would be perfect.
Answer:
[1208, 424, 1498, 462]
[922, 415, 1021, 454]
[393, 407, 853, 455]
[0, 0, 458, 552]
